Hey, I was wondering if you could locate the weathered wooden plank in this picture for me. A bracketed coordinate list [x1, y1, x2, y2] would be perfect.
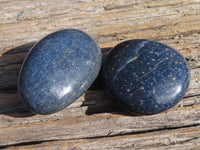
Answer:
[1, 95, 200, 146]
[0, 0, 200, 54]
[3, 125, 200, 150]
[0, 0, 200, 149]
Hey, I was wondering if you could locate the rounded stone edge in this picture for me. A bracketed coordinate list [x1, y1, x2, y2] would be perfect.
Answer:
[102, 39, 191, 115]
[17, 28, 102, 115]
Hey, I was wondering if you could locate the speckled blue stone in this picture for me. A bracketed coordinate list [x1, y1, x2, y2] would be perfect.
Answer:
[102, 39, 190, 115]
[18, 29, 102, 114]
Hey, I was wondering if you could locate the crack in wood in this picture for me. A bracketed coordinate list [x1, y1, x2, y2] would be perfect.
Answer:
[0, 140, 60, 149]
[78, 123, 200, 140]
[184, 93, 200, 99]
[1, 123, 200, 149]
[178, 136, 200, 145]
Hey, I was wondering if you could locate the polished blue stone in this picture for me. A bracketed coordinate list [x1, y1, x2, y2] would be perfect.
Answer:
[18, 29, 102, 114]
[102, 39, 190, 115]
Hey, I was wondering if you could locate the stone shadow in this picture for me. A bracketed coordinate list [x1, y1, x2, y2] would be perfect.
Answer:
[0, 42, 36, 117]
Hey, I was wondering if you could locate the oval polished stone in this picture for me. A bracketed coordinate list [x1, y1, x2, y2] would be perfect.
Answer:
[18, 29, 102, 114]
[102, 39, 190, 115]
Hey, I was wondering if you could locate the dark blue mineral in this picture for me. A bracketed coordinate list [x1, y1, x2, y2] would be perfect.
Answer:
[102, 39, 190, 115]
[18, 29, 102, 114]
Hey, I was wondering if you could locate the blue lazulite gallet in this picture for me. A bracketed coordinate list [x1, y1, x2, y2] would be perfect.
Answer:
[102, 39, 190, 115]
[18, 29, 102, 114]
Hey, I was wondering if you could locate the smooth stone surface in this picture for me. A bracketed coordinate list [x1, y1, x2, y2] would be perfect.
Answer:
[102, 39, 190, 115]
[18, 29, 102, 114]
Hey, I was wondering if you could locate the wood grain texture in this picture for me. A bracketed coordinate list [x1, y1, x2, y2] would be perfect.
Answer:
[0, 0, 200, 149]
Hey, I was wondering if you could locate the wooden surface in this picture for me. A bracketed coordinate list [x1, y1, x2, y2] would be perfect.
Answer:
[0, 0, 200, 149]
